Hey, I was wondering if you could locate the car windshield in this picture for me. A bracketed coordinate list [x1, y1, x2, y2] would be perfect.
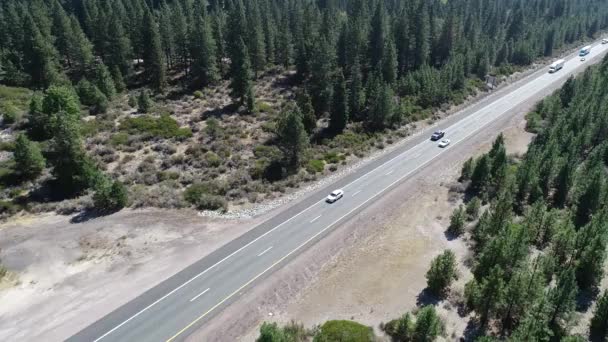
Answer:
[331, 191, 340, 196]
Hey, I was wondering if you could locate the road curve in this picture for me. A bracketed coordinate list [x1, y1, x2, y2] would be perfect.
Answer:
[68, 41, 608, 342]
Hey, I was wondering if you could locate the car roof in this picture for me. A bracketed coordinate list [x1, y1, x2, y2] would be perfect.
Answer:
[331, 189, 343, 194]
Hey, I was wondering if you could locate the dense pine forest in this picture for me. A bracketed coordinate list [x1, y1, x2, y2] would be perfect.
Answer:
[253, 49, 608, 342]
[0, 0, 607, 215]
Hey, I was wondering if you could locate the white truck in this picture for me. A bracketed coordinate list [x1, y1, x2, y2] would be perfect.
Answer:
[549, 59, 565, 73]
[579, 45, 592, 56]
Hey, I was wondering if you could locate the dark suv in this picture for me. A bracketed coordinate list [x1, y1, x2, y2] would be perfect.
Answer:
[430, 131, 445, 141]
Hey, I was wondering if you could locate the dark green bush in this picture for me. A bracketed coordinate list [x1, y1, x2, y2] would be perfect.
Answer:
[313, 320, 375, 342]
[120, 114, 192, 140]
[306, 159, 325, 174]
[93, 179, 128, 212]
[184, 184, 227, 211]
[110, 133, 129, 146]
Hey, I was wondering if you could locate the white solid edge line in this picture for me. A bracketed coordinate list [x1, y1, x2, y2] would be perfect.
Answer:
[95, 42, 601, 342]
[257, 246, 273, 257]
[189, 288, 210, 302]
[310, 215, 322, 223]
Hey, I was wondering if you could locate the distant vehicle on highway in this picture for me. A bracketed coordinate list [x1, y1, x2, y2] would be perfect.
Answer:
[603, 38, 608, 44]
[581, 57, 586, 62]
[579, 45, 592, 56]
[549, 59, 565, 73]
[326, 189, 344, 203]
[430, 131, 445, 141]
[438, 139, 451, 148]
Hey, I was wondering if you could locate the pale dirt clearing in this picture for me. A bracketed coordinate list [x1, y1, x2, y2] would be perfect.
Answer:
[0, 209, 261, 342]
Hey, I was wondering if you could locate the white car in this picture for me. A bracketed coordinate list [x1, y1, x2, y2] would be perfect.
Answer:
[326, 189, 344, 203]
[581, 57, 586, 62]
[438, 139, 451, 148]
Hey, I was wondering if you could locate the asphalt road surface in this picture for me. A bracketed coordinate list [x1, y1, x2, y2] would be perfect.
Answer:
[68, 41, 608, 342]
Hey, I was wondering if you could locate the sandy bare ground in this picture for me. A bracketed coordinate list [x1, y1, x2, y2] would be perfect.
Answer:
[0, 209, 262, 341]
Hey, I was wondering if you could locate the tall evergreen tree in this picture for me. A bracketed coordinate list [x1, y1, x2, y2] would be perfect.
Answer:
[142, 9, 166, 92]
[329, 71, 348, 134]
[190, 13, 219, 87]
[230, 38, 253, 106]
[276, 105, 308, 168]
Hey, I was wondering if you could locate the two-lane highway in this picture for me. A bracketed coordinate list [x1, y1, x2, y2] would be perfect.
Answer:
[69, 40, 608, 342]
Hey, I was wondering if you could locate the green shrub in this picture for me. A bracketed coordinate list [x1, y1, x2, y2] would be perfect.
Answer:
[0, 200, 19, 215]
[306, 159, 325, 174]
[205, 151, 221, 167]
[323, 151, 343, 164]
[0, 141, 15, 152]
[313, 320, 375, 342]
[193, 90, 204, 99]
[204, 118, 222, 139]
[184, 183, 227, 211]
[120, 114, 192, 140]
[0, 86, 31, 122]
[158, 171, 180, 181]
[1, 103, 19, 124]
[93, 179, 128, 212]
[525, 111, 543, 133]
[256, 101, 273, 113]
[110, 132, 129, 146]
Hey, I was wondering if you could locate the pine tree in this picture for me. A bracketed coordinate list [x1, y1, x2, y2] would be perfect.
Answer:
[142, 9, 166, 92]
[230, 38, 253, 106]
[348, 57, 365, 121]
[111, 66, 126, 93]
[309, 38, 335, 116]
[190, 13, 219, 87]
[105, 13, 132, 77]
[14, 133, 45, 180]
[296, 91, 316, 134]
[368, 2, 387, 70]
[50, 109, 99, 195]
[548, 268, 578, 333]
[447, 205, 466, 236]
[590, 290, 608, 340]
[461, 157, 476, 181]
[414, 306, 442, 342]
[330, 71, 348, 134]
[276, 16, 293, 69]
[93, 63, 116, 99]
[382, 37, 398, 85]
[137, 90, 152, 113]
[368, 81, 393, 130]
[426, 250, 458, 297]
[247, 1, 266, 78]
[23, 15, 64, 88]
[276, 105, 308, 169]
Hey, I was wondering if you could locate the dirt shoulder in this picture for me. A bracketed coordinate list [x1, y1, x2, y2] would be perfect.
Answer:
[0, 209, 262, 341]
